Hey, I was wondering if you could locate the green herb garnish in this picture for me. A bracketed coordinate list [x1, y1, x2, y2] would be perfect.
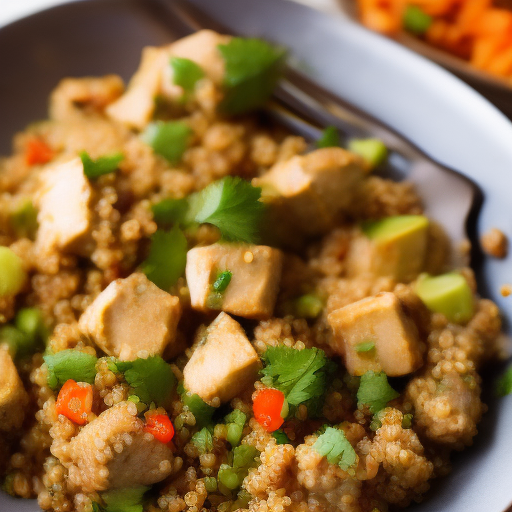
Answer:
[114, 356, 176, 407]
[151, 198, 189, 228]
[170, 57, 205, 92]
[317, 126, 339, 148]
[80, 151, 123, 180]
[356, 371, 399, 414]
[43, 350, 98, 390]
[218, 445, 259, 492]
[261, 346, 333, 408]
[224, 409, 247, 447]
[141, 226, 187, 291]
[192, 176, 265, 243]
[100, 486, 150, 512]
[403, 5, 433, 35]
[313, 426, 357, 471]
[355, 341, 375, 353]
[191, 427, 214, 454]
[272, 430, 291, 445]
[182, 390, 216, 428]
[213, 270, 232, 293]
[218, 37, 286, 115]
[141, 121, 192, 164]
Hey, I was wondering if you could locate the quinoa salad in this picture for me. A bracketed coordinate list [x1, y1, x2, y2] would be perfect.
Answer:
[0, 29, 504, 512]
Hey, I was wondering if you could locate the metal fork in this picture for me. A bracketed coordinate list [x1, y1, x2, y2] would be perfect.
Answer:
[153, 0, 482, 267]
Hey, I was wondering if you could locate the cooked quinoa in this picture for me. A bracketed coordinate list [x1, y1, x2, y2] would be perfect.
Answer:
[0, 30, 504, 512]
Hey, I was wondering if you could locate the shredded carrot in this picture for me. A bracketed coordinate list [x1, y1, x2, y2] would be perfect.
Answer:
[55, 379, 93, 425]
[356, 0, 512, 79]
[25, 137, 54, 166]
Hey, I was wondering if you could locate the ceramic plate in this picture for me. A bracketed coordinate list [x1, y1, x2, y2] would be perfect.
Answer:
[1, 1, 511, 510]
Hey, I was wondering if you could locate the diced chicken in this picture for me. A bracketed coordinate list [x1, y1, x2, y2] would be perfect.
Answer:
[0, 347, 29, 432]
[79, 273, 181, 361]
[253, 148, 367, 236]
[328, 292, 423, 377]
[183, 312, 261, 403]
[62, 402, 173, 492]
[50, 75, 124, 121]
[107, 30, 230, 129]
[35, 157, 93, 256]
[186, 243, 283, 320]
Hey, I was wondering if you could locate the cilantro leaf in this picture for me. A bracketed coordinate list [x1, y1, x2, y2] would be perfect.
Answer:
[170, 57, 205, 92]
[355, 341, 375, 353]
[80, 151, 123, 180]
[272, 430, 290, 445]
[151, 198, 189, 228]
[192, 176, 265, 243]
[141, 226, 187, 291]
[261, 346, 332, 408]
[101, 486, 150, 512]
[496, 366, 512, 397]
[191, 427, 214, 454]
[141, 121, 192, 164]
[114, 356, 176, 407]
[218, 38, 286, 115]
[316, 126, 339, 149]
[356, 371, 399, 414]
[313, 426, 357, 471]
[43, 350, 98, 390]
[181, 390, 216, 428]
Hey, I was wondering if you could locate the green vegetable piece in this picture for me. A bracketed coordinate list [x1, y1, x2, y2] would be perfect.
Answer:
[213, 270, 232, 293]
[204, 476, 218, 492]
[115, 356, 176, 407]
[80, 151, 123, 180]
[191, 427, 214, 454]
[10, 199, 38, 239]
[192, 176, 265, 243]
[355, 341, 375, 353]
[218, 444, 259, 493]
[357, 371, 399, 414]
[233, 444, 259, 469]
[348, 138, 387, 167]
[313, 426, 357, 471]
[293, 294, 324, 319]
[496, 366, 512, 397]
[261, 346, 332, 406]
[182, 391, 216, 427]
[272, 430, 291, 445]
[16, 308, 45, 340]
[362, 215, 428, 243]
[0, 246, 26, 297]
[218, 37, 286, 115]
[101, 486, 150, 512]
[0, 326, 31, 360]
[225, 409, 247, 446]
[403, 5, 433, 35]
[218, 465, 240, 490]
[415, 272, 474, 324]
[43, 350, 98, 390]
[151, 198, 189, 228]
[141, 121, 192, 164]
[317, 126, 340, 149]
[402, 413, 413, 429]
[141, 226, 188, 291]
[170, 57, 205, 92]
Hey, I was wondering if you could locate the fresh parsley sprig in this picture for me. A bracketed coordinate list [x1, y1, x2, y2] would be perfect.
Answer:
[356, 371, 399, 414]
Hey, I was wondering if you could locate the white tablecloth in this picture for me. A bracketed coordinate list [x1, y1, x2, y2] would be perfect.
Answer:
[0, 0, 342, 27]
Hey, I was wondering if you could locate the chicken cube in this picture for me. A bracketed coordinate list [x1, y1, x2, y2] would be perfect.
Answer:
[79, 273, 181, 361]
[253, 148, 367, 236]
[107, 30, 230, 129]
[185, 243, 283, 320]
[0, 347, 29, 432]
[62, 402, 173, 492]
[183, 312, 261, 403]
[35, 157, 93, 255]
[328, 292, 423, 377]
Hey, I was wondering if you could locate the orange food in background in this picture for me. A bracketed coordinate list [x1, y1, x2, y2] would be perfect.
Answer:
[356, 0, 512, 79]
